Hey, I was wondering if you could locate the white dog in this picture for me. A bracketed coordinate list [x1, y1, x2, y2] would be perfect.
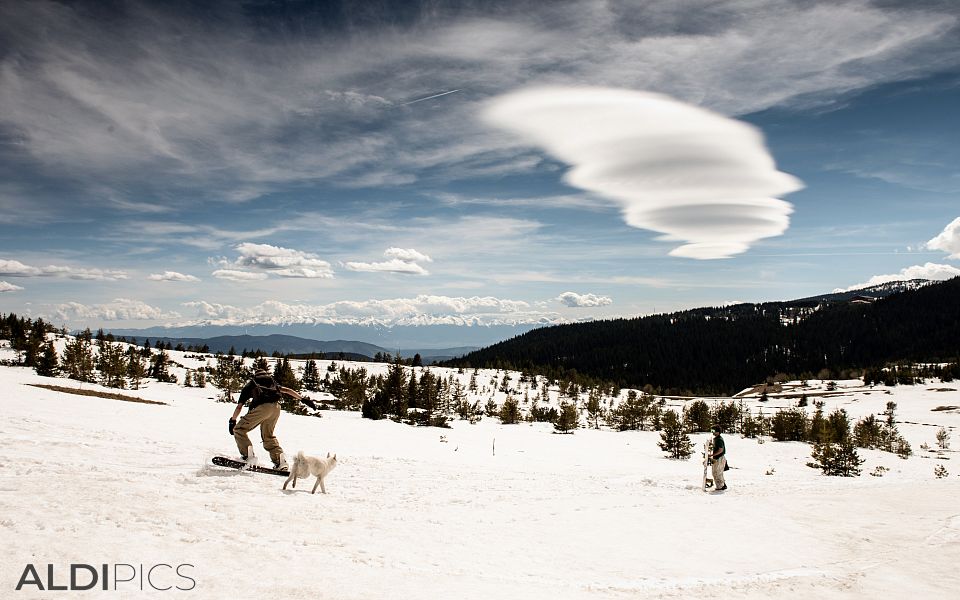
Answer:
[283, 450, 337, 494]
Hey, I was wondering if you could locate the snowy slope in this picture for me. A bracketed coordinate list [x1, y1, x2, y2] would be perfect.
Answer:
[2, 343, 960, 599]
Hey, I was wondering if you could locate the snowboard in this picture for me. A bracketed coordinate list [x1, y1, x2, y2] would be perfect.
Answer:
[212, 455, 290, 477]
[702, 439, 714, 492]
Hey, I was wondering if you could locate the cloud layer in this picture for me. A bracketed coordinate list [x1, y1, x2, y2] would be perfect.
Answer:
[0, 281, 23, 292]
[0, 259, 128, 281]
[53, 298, 180, 322]
[484, 87, 802, 259]
[181, 295, 555, 327]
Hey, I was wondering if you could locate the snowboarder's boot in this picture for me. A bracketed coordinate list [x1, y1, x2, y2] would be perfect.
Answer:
[274, 452, 288, 471]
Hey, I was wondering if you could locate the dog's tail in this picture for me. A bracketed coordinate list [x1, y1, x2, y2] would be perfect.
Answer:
[294, 450, 306, 467]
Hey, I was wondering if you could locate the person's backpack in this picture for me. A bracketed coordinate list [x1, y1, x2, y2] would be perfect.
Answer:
[252, 377, 283, 403]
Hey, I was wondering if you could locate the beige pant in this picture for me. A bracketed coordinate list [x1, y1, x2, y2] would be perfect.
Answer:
[234, 402, 283, 464]
[712, 455, 727, 489]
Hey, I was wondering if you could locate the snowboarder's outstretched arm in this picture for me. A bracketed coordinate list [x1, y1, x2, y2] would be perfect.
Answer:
[279, 386, 320, 410]
[278, 385, 302, 400]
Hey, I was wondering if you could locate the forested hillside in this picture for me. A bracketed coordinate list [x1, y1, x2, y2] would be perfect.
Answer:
[450, 277, 960, 395]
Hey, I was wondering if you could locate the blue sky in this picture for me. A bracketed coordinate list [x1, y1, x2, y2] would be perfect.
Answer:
[1, 0, 959, 347]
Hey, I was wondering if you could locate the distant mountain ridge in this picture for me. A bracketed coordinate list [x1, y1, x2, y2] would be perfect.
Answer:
[449, 277, 960, 395]
[792, 279, 935, 304]
[103, 332, 476, 363]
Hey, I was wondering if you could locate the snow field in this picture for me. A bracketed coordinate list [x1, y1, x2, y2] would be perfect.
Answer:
[2, 343, 960, 598]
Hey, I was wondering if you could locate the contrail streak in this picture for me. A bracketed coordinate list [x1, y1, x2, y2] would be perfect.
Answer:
[398, 89, 462, 106]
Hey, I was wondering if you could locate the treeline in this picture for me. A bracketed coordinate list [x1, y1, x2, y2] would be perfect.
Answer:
[449, 276, 960, 395]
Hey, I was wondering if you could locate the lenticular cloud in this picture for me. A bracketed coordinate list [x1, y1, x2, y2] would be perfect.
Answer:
[483, 87, 803, 259]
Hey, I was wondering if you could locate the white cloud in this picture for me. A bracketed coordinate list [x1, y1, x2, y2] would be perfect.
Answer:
[211, 269, 269, 282]
[182, 301, 243, 320]
[0, 259, 41, 276]
[838, 262, 960, 291]
[344, 259, 430, 276]
[0, 258, 128, 280]
[483, 87, 802, 259]
[925, 217, 960, 259]
[384, 248, 433, 264]
[557, 292, 613, 308]
[39, 266, 129, 281]
[0, 281, 24, 292]
[177, 294, 556, 327]
[210, 243, 335, 280]
[147, 271, 200, 282]
[345, 247, 433, 276]
[52, 298, 180, 322]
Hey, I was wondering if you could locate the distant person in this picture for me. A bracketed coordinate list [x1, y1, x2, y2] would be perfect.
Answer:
[228, 369, 314, 470]
[711, 426, 728, 491]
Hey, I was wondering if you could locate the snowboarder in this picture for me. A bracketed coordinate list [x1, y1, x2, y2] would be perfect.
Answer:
[710, 426, 728, 491]
[228, 369, 302, 470]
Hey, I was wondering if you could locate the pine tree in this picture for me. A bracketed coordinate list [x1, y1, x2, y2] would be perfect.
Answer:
[35, 340, 59, 377]
[407, 369, 420, 409]
[301, 360, 321, 392]
[23, 317, 48, 367]
[553, 400, 579, 433]
[451, 379, 467, 417]
[62, 334, 96, 382]
[364, 356, 406, 420]
[211, 355, 244, 401]
[273, 357, 299, 390]
[419, 370, 439, 414]
[127, 352, 146, 390]
[807, 401, 828, 443]
[98, 342, 128, 389]
[658, 409, 693, 459]
[499, 396, 521, 424]
[684, 399, 712, 432]
[809, 439, 863, 476]
[584, 387, 602, 429]
[770, 408, 808, 441]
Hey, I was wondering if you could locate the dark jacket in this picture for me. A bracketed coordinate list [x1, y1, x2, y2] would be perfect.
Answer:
[238, 375, 282, 409]
[712, 434, 726, 458]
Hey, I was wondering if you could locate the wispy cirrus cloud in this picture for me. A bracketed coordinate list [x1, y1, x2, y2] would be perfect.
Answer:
[0, 0, 956, 213]
[345, 247, 433, 276]
[483, 87, 803, 259]
[0, 258, 128, 281]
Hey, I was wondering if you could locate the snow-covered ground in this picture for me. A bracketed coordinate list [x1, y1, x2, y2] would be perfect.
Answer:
[2, 343, 960, 599]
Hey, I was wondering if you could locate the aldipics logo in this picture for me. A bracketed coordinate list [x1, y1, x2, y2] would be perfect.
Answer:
[15, 564, 196, 592]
